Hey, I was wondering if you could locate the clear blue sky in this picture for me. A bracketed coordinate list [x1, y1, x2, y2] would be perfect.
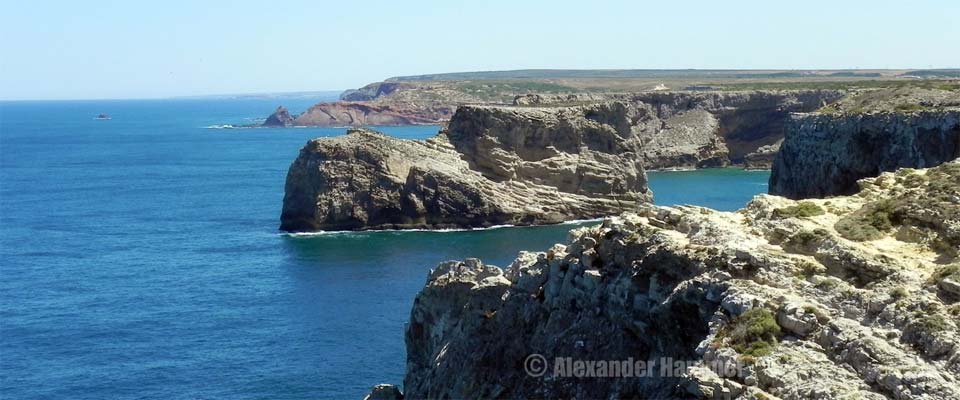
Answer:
[1, 0, 958, 100]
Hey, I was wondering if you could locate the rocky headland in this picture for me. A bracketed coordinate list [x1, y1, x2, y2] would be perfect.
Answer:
[380, 159, 960, 399]
[279, 102, 651, 232]
[770, 88, 960, 199]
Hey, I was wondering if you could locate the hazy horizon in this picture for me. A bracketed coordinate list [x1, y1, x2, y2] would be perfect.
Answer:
[2, 0, 959, 100]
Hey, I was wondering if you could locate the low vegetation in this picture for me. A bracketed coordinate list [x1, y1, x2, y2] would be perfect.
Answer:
[911, 312, 949, 335]
[773, 202, 826, 219]
[835, 199, 899, 241]
[785, 228, 831, 251]
[715, 79, 960, 92]
[718, 308, 782, 357]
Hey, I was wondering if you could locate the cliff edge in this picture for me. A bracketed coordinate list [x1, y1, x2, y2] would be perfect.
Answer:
[770, 88, 960, 199]
[770, 110, 960, 199]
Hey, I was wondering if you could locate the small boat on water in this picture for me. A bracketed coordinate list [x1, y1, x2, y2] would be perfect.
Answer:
[95, 114, 111, 120]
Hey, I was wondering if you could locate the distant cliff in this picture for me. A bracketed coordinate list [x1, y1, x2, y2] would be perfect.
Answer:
[262, 87, 844, 171]
[516, 90, 845, 169]
[770, 109, 960, 199]
[291, 101, 454, 126]
[279, 103, 651, 232]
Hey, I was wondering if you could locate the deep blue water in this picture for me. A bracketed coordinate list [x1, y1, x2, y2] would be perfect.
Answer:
[0, 97, 768, 399]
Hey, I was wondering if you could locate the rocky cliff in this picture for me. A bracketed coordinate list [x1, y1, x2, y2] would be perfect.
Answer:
[516, 90, 845, 169]
[770, 109, 960, 199]
[380, 160, 960, 399]
[291, 101, 454, 127]
[264, 89, 843, 170]
[279, 102, 651, 232]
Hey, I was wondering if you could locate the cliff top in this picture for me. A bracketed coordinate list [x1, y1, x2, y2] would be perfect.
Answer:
[817, 86, 960, 114]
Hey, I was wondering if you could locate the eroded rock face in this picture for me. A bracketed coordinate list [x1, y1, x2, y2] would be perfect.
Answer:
[262, 106, 294, 127]
[770, 109, 960, 199]
[396, 161, 960, 399]
[265, 89, 842, 170]
[516, 90, 845, 169]
[279, 103, 651, 232]
[292, 102, 454, 127]
[340, 82, 414, 102]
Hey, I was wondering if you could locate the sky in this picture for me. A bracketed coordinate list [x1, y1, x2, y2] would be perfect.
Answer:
[1, 0, 958, 100]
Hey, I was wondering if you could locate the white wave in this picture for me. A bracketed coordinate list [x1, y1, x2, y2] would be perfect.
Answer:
[203, 124, 236, 129]
[279, 219, 604, 237]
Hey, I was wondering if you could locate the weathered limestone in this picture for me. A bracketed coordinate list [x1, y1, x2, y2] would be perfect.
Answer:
[770, 110, 960, 199]
[391, 161, 960, 399]
[279, 103, 651, 232]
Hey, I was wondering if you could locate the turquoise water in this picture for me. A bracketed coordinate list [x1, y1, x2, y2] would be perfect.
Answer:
[0, 97, 769, 399]
[648, 168, 770, 211]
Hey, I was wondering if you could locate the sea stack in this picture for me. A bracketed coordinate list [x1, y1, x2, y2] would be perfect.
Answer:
[262, 106, 295, 127]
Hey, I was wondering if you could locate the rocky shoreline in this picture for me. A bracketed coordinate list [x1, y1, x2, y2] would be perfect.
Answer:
[373, 160, 960, 399]
[346, 86, 960, 399]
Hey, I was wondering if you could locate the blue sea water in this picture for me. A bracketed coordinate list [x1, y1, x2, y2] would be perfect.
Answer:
[0, 97, 769, 399]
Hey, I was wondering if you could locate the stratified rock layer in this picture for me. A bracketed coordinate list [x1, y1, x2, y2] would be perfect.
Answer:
[292, 101, 454, 126]
[770, 109, 960, 199]
[517, 90, 845, 169]
[279, 103, 651, 232]
[399, 161, 960, 399]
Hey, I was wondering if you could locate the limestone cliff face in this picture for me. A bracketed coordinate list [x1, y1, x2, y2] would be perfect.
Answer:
[770, 110, 960, 199]
[390, 161, 960, 399]
[279, 103, 651, 232]
[516, 90, 845, 169]
[291, 101, 454, 127]
[266, 89, 842, 166]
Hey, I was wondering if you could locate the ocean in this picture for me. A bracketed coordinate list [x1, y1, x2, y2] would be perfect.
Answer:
[0, 96, 770, 399]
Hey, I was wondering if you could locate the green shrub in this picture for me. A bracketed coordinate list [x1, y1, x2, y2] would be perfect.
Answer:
[913, 313, 949, 335]
[773, 202, 826, 219]
[836, 199, 900, 241]
[720, 308, 781, 357]
[786, 229, 831, 249]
